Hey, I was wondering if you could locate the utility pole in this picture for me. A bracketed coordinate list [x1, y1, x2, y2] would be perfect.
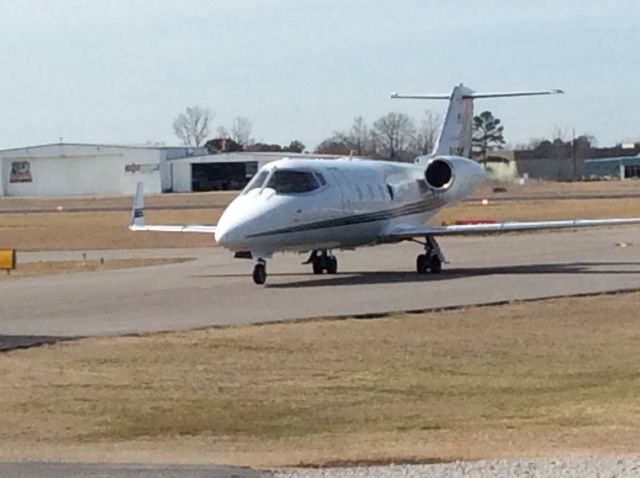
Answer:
[572, 128, 577, 180]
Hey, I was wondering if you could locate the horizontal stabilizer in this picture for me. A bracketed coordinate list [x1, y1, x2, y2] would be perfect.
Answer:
[391, 89, 564, 100]
[467, 89, 564, 99]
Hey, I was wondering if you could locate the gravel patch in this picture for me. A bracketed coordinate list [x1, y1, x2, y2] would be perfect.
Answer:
[273, 456, 640, 477]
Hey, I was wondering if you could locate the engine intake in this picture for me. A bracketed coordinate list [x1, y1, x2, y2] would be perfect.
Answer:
[425, 159, 453, 190]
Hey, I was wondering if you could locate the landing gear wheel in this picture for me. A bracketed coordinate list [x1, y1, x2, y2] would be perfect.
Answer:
[326, 256, 338, 274]
[309, 250, 337, 275]
[252, 262, 267, 285]
[429, 255, 442, 274]
[416, 254, 429, 274]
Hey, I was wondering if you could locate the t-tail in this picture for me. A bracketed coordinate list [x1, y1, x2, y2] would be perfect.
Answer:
[391, 84, 564, 159]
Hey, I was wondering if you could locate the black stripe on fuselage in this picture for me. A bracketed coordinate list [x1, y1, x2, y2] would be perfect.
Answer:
[246, 197, 445, 238]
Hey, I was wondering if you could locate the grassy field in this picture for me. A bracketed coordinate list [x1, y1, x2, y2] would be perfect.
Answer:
[1, 195, 640, 251]
[1, 292, 638, 467]
[0, 179, 638, 214]
[0, 258, 190, 281]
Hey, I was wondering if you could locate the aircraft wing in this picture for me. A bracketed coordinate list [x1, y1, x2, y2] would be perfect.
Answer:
[128, 183, 217, 234]
[384, 217, 640, 240]
[129, 224, 217, 233]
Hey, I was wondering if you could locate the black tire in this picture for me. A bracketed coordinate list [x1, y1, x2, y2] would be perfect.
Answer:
[429, 255, 442, 274]
[416, 254, 429, 274]
[312, 259, 324, 274]
[326, 256, 338, 274]
[252, 263, 267, 284]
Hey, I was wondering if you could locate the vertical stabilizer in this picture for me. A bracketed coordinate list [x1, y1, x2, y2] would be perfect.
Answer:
[432, 84, 475, 157]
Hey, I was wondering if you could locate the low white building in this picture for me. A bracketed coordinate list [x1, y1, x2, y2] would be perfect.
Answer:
[0, 143, 204, 197]
[0, 143, 342, 197]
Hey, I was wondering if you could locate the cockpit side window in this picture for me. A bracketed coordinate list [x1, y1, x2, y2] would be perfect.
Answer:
[266, 170, 319, 194]
[242, 169, 269, 194]
[315, 172, 327, 186]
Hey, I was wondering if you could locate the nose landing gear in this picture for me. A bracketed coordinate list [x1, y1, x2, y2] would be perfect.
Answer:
[252, 259, 267, 285]
[416, 236, 444, 275]
[305, 250, 338, 275]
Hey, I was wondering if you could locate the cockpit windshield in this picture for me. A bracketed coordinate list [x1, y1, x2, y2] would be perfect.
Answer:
[242, 169, 269, 194]
[266, 170, 320, 194]
[242, 168, 322, 195]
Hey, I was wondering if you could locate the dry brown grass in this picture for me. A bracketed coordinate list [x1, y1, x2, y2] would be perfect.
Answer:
[0, 292, 639, 467]
[0, 191, 236, 212]
[474, 178, 640, 199]
[1, 197, 640, 251]
[433, 197, 640, 224]
[0, 258, 190, 281]
[0, 209, 219, 251]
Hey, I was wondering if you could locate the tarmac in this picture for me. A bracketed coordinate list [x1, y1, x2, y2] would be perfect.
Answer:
[2, 226, 640, 340]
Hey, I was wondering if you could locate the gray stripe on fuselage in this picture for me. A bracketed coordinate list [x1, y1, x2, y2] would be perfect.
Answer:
[246, 197, 445, 238]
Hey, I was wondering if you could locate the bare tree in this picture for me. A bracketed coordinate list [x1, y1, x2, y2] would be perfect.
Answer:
[314, 138, 351, 155]
[173, 106, 213, 147]
[216, 126, 229, 138]
[337, 116, 373, 156]
[413, 111, 441, 155]
[372, 112, 416, 160]
[230, 117, 253, 147]
[551, 124, 570, 142]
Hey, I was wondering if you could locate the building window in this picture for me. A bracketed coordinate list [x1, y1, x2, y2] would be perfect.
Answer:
[625, 165, 640, 178]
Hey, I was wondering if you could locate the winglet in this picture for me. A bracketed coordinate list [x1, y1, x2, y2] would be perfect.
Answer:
[129, 182, 145, 230]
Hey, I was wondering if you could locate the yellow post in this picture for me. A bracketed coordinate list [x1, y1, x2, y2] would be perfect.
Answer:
[0, 249, 16, 273]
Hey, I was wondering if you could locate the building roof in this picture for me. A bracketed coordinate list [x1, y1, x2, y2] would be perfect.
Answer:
[0, 142, 201, 154]
[170, 151, 344, 163]
[585, 156, 640, 164]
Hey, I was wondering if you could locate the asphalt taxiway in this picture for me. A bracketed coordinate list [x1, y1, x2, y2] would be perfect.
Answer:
[2, 226, 640, 339]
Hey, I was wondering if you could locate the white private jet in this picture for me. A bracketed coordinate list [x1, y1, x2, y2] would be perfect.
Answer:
[130, 84, 640, 284]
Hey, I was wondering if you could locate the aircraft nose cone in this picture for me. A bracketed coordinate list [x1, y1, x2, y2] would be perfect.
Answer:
[215, 222, 245, 247]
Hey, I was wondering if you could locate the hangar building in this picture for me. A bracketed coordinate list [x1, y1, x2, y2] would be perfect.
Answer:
[169, 152, 341, 192]
[0, 143, 340, 197]
[0, 143, 205, 197]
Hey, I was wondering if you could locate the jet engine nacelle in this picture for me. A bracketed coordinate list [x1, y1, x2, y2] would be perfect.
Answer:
[423, 155, 486, 199]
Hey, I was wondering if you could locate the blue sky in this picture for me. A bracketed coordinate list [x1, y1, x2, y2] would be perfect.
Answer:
[1, 0, 638, 150]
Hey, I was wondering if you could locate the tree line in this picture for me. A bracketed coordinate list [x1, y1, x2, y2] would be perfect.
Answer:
[172, 106, 305, 154]
[172, 105, 511, 161]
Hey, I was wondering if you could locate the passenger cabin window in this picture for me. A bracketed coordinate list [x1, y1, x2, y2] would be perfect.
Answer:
[315, 172, 327, 186]
[366, 184, 375, 200]
[266, 170, 320, 194]
[386, 184, 395, 200]
[242, 169, 269, 194]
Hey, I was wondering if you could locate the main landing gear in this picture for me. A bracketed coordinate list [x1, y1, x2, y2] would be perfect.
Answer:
[416, 236, 444, 275]
[305, 250, 338, 275]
